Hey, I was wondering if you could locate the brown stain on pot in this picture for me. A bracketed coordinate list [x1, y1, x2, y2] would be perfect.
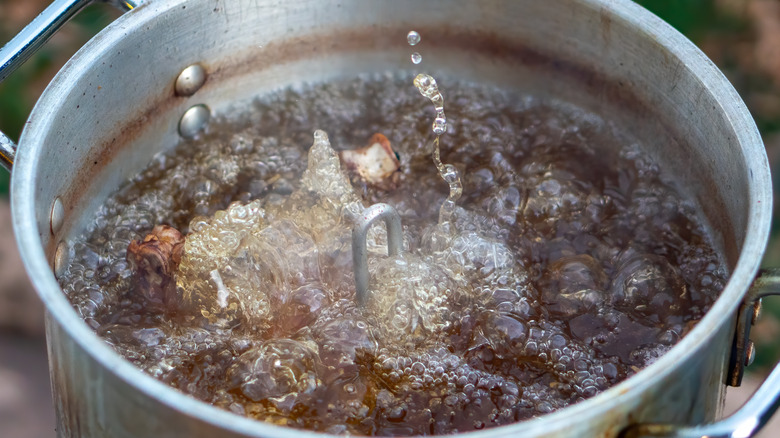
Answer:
[601, 7, 613, 45]
[206, 24, 648, 119]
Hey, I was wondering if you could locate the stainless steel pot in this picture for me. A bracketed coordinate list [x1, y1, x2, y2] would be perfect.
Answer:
[2, 0, 780, 437]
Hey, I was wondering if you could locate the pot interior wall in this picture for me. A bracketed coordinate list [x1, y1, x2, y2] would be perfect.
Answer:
[27, 0, 752, 272]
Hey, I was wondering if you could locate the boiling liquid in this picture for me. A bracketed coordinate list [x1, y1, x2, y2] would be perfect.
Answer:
[59, 74, 725, 435]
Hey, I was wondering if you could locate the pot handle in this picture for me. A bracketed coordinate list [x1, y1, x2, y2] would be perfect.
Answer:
[622, 270, 780, 438]
[0, 0, 146, 172]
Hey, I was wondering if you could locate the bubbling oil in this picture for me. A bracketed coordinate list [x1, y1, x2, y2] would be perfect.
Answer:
[59, 74, 726, 435]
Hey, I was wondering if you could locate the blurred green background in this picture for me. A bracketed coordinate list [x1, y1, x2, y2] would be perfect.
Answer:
[1, 0, 779, 373]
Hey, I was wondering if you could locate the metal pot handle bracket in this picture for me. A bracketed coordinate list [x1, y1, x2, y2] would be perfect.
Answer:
[622, 269, 780, 438]
[0, 0, 146, 172]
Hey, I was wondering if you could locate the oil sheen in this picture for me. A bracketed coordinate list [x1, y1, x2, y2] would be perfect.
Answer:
[59, 74, 726, 435]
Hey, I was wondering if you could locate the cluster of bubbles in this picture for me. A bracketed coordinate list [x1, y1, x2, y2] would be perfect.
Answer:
[59, 73, 726, 435]
[176, 130, 365, 332]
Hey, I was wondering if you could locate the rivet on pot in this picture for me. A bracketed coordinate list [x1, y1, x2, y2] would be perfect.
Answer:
[745, 340, 756, 367]
[174, 64, 207, 97]
[179, 104, 210, 139]
[54, 241, 69, 279]
[50, 197, 65, 235]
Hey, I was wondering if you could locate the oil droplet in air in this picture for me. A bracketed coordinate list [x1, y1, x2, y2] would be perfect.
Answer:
[407, 31, 421, 46]
[411, 52, 422, 65]
[414, 73, 462, 224]
[413, 74, 446, 135]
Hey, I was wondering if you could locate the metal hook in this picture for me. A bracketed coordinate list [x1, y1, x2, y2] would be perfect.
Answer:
[352, 203, 404, 306]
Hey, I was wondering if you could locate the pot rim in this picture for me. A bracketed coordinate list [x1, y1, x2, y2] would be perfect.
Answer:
[11, 0, 773, 436]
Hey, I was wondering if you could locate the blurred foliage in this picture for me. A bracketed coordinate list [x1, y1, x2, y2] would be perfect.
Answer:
[755, 297, 780, 370]
[636, 0, 748, 40]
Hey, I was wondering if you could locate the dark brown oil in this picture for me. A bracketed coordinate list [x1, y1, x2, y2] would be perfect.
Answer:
[59, 74, 726, 435]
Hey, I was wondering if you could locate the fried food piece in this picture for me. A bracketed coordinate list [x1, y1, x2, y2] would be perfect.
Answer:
[340, 133, 401, 189]
[126, 225, 184, 312]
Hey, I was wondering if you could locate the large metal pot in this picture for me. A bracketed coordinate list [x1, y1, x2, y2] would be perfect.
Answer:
[2, 0, 780, 436]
